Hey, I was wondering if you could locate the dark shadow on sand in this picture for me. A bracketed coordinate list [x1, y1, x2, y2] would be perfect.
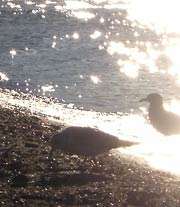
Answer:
[37, 173, 111, 187]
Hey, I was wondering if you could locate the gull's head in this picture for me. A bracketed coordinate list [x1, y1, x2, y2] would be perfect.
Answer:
[140, 93, 163, 105]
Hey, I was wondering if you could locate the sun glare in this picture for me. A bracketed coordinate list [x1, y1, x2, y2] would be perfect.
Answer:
[164, 39, 180, 81]
[107, 41, 161, 78]
[127, 0, 180, 33]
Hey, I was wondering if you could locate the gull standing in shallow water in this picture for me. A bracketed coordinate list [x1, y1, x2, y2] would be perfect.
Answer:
[50, 126, 138, 158]
[140, 93, 180, 136]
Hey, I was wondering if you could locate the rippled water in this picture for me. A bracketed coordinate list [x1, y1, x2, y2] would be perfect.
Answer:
[1, 0, 180, 175]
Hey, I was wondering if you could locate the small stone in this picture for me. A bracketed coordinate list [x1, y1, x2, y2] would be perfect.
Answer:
[25, 142, 39, 148]
[11, 174, 28, 187]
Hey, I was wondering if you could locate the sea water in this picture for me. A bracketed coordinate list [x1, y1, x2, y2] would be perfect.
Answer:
[1, 0, 180, 175]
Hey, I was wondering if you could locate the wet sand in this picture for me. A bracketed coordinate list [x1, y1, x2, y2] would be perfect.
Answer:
[0, 106, 180, 207]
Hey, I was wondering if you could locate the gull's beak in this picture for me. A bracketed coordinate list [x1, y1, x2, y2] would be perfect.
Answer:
[139, 97, 148, 102]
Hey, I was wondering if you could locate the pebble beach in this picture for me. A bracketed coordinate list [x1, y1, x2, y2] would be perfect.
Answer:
[1, 106, 180, 206]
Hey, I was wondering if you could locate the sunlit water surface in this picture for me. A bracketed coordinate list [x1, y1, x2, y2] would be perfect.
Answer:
[1, 0, 180, 175]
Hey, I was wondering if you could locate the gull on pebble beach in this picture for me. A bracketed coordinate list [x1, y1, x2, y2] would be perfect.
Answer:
[140, 93, 180, 136]
[50, 126, 138, 158]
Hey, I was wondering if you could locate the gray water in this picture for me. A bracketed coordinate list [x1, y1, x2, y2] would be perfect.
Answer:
[1, 0, 180, 113]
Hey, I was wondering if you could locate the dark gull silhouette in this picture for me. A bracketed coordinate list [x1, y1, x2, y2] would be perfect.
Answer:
[50, 126, 138, 157]
[140, 93, 180, 136]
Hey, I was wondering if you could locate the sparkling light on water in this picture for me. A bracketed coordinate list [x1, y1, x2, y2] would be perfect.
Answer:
[118, 60, 138, 78]
[10, 49, 17, 59]
[127, 0, 180, 33]
[0, 72, 9, 82]
[90, 31, 102, 39]
[25, 1, 34, 5]
[90, 75, 101, 84]
[72, 33, 79, 39]
[41, 84, 58, 94]
[55, 0, 98, 11]
[72, 11, 95, 20]
[107, 41, 150, 78]
[125, 0, 180, 81]
[7, 2, 21, 9]
[164, 39, 180, 82]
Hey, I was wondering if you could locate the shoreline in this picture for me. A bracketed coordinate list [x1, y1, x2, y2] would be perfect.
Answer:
[0, 106, 180, 206]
